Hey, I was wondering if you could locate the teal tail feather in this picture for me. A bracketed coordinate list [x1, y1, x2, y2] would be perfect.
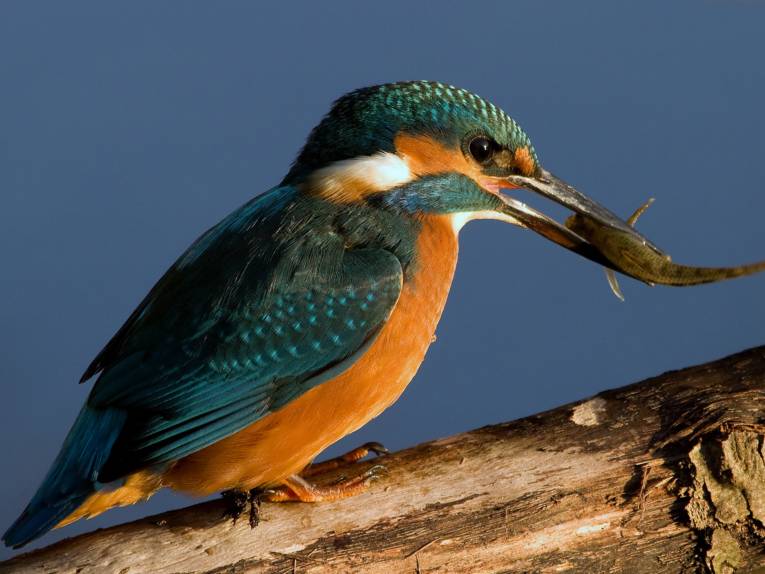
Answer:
[2, 406, 126, 548]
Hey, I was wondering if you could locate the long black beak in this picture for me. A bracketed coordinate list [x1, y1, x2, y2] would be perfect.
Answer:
[498, 168, 666, 272]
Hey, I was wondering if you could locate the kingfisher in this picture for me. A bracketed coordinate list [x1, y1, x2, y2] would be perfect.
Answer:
[3, 81, 654, 548]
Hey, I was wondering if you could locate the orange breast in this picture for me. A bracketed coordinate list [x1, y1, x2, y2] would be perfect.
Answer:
[163, 215, 459, 494]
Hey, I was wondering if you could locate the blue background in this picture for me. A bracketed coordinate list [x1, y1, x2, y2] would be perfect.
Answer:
[1, 0, 763, 558]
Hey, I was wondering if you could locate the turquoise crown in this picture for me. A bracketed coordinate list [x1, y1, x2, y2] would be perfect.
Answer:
[284, 81, 537, 183]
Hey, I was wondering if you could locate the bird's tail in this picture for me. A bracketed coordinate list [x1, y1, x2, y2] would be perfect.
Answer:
[2, 405, 126, 548]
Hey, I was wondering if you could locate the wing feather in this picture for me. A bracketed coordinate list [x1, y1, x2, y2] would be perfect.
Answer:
[79, 187, 403, 481]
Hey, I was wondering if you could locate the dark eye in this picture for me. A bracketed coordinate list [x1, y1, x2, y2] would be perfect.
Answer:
[469, 136, 495, 164]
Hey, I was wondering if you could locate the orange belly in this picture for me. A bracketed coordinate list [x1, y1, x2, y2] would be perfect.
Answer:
[62, 215, 459, 523]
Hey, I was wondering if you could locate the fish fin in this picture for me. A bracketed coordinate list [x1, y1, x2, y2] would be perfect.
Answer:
[605, 269, 625, 301]
[601, 197, 655, 300]
[627, 197, 655, 226]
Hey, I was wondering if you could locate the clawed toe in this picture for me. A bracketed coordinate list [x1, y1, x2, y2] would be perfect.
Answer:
[361, 442, 390, 458]
[300, 441, 390, 478]
[329, 462, 388, 486]
[263, 463, 389, 503]
[222, 443, 391, 514]
[361, 463, 388, 481]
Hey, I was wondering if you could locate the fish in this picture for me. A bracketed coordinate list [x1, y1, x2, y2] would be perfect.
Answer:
[565, 198, 765, 300]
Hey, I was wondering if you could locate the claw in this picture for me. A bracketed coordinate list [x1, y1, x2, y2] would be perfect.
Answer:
[362, 464, 388, 479]
[362, 442, 390, 457]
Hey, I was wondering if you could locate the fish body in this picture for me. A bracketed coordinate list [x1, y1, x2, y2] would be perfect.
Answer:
[566, 200, 765, 289]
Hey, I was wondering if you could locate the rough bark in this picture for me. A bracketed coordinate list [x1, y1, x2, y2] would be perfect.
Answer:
[2, 347, 765, 574]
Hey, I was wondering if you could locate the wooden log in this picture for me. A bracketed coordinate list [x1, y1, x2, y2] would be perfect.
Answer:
[2, 347, 765, 574]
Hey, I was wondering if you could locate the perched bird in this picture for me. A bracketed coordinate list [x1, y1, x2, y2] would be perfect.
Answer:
[3, 81, 652, 548]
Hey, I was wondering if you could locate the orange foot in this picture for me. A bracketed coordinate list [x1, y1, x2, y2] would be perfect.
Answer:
[300, 441, 389, 478]
[263, 464, 388, 503]
[221, 442, 389, 528]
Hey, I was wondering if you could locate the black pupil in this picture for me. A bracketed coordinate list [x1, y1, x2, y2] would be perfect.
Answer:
[470, 137, 493, 163]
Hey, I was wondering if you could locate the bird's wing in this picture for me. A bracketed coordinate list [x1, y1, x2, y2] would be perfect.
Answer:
[80, 186, 403, 481]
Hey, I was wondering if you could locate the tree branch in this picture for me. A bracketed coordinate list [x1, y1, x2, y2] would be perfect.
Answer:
[3, 347, 765, 574]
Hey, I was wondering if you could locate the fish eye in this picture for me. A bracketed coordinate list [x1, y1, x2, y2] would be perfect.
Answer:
[468, 136, 496, 164]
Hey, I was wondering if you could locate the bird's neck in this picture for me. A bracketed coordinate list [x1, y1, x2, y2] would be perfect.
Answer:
[409, 214, 460, 285]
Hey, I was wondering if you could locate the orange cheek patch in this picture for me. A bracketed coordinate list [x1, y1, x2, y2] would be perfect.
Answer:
[514, 146, 536, 176]
[394, 133, 483, 182]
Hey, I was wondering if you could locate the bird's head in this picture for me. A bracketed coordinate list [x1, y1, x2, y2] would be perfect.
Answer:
[284, 81, 661, 268]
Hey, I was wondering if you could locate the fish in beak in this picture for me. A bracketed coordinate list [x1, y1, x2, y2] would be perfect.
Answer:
[499, 169, 765, 296]
[495, 168, 666, 281]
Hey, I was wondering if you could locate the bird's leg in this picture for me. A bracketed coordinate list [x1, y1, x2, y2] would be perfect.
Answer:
[300, 441, 389, 478]
[221, 488, 263, 528]
[263, 465, 387, 503]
